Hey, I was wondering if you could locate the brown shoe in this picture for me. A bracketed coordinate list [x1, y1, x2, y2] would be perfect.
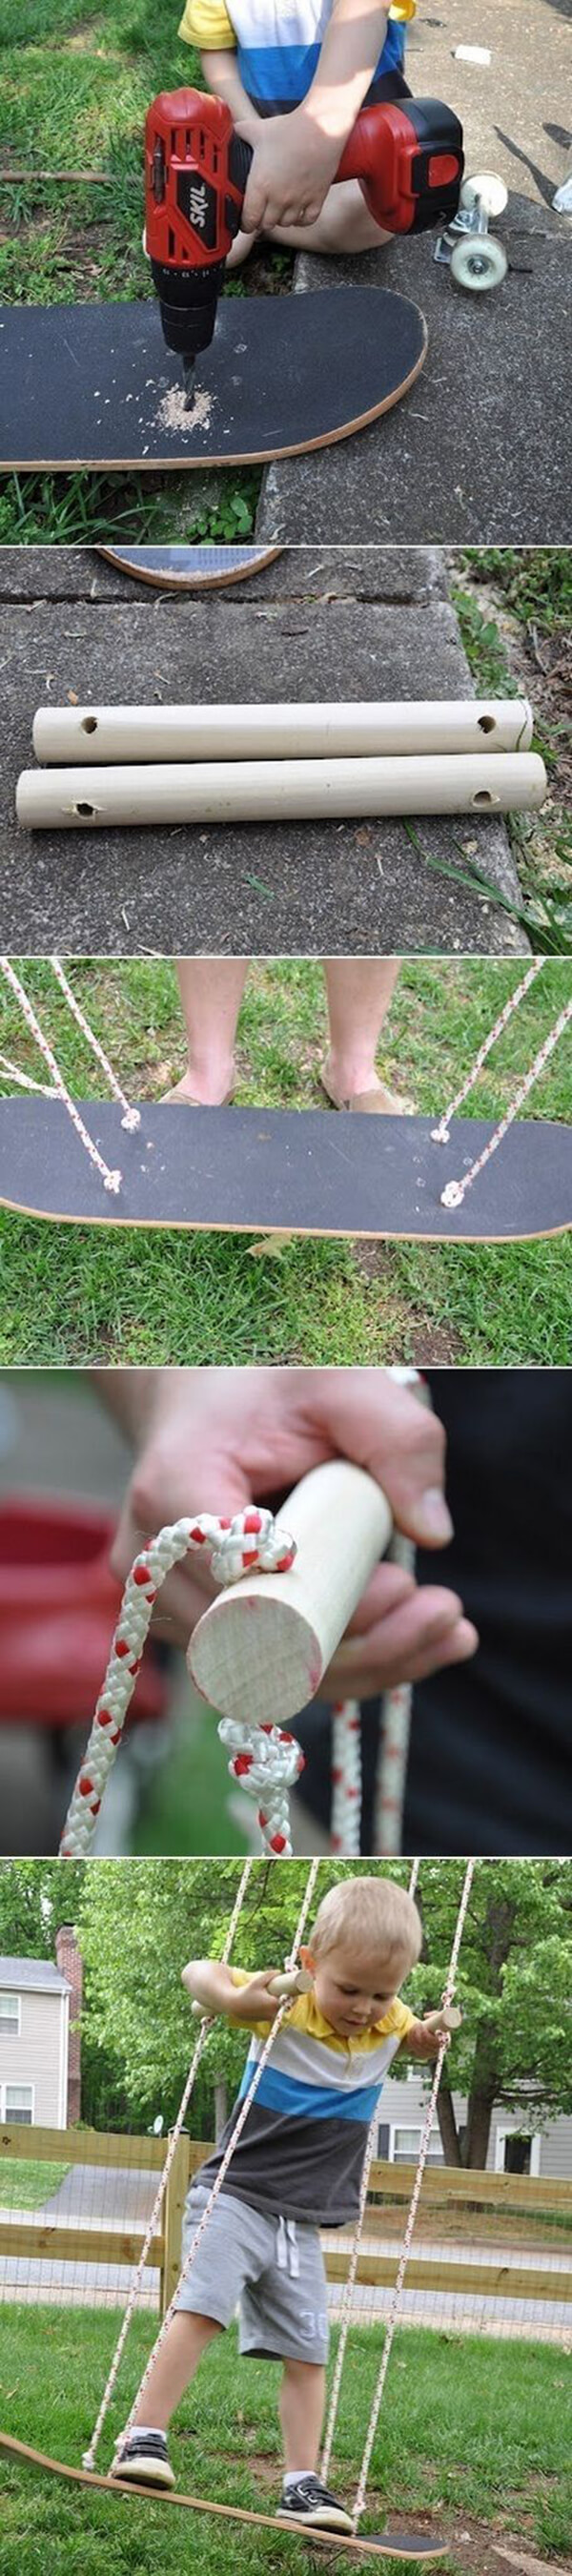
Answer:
[161, 1079, 235, 1106]
[319, 1064, 414, 1116]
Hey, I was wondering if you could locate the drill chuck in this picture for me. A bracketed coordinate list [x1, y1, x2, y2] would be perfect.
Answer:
[151, 256, 227, 361]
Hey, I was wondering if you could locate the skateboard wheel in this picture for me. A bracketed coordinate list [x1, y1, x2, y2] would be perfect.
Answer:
[451, 237, 508, 291]
[460, 173, 508, 218]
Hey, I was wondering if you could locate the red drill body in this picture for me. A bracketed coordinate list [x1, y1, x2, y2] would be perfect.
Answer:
[145, 86, 463, 380]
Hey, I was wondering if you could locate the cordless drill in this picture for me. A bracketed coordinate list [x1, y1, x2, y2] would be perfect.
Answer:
[145, 87, 463, 402]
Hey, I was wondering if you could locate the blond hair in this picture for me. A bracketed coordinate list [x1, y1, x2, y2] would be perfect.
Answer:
[309, 1876, 421, 1977]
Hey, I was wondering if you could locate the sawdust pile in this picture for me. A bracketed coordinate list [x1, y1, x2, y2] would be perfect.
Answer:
[156, 384, 214, 434]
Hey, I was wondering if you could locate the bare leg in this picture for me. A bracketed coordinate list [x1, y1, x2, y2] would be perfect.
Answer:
[279, 2359, 326, 2475]
[322, 959, 412, 1111]
[131, 2311, 221, 2428]
[226, 178, 390, 270]
[167, 958, 250, 1104]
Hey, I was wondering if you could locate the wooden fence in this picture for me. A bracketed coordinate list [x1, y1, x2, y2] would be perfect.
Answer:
[1, 2125, 571, 2320]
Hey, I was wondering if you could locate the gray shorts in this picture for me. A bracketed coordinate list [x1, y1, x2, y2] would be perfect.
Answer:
[174, 2182, 330, 2364]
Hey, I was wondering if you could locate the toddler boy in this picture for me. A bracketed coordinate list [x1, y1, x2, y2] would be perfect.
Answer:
[113, 1874, 452, 2532]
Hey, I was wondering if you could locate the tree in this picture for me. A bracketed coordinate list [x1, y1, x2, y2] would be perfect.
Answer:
[0, 1857, 86, 1952]
[408, 1859, 572, 2168]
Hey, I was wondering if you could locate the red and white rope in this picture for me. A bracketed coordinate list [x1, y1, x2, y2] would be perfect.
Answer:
[0, 956, 122, 1195]
[351, 1858, 475, 2530]
[0, 1053, 51, 1093]
[59, 1509, 300, 1862]
[440, 997, 572, 1210]
[50, 957, 141, 1132]
[117, 1855, 320, 2458]
[331, 1701, 362, 1855]
[320, 1857, 420, 2486]
[374, 1375, 431, 1856]
[83, 1853, 255, 2471]
[431, 962, 544, 1144]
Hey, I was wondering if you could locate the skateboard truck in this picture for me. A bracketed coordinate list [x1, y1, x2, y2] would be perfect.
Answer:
[434, 171, 508, 290]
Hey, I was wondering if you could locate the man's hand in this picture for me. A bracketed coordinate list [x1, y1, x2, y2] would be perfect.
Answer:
[105, 1367, 479, 1698]
[239, 107, 340, 232]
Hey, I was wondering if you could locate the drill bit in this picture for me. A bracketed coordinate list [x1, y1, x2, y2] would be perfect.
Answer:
[182, 355, 196, 412]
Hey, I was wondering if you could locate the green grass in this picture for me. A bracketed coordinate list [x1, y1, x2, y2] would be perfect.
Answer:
[0, 0, 268, 536]
[449, 550, 572, 954]
[0, 2157, 71, 2209]
[0, 958, 570, 1367]
[0, 2308, 570, 2575]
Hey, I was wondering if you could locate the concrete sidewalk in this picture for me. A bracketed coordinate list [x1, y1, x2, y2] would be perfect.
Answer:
[0, 543, 525, 953]
[257, 0, 570, 544]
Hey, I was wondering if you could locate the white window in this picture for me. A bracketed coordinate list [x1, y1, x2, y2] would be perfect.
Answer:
[495, 2126, 541, 2178]
[390, 2124, 444, 2164]
[0, 1991, 21, 2034]
[4, 2086, 33, 2125]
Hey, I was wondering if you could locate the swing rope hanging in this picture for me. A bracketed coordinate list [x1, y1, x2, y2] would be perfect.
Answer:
[350, 1859, 474, 2533]
[320, 1857, 420, 2491]
[83, 1851, 255, 2471]
[429, 964, 571, 1209]
[0, 956, 140, 1196]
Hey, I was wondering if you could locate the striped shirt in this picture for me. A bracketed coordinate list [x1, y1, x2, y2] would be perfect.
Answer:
[178, 1, 416, 113]
[196, 1975, 416, 2224]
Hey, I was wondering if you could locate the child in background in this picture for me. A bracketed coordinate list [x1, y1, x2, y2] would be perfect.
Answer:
[178, 0, 417, 258]
[112, 1873, 453, 2533]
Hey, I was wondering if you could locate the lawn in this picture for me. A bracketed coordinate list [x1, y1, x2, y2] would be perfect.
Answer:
[451, 550, 572, 955]
[0, 2308, 570, 2576]
[0, 957, 570, 1368]
[0, 2157, 71, 2209]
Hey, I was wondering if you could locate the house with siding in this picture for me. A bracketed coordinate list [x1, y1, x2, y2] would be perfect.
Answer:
[0, 1927, 83, 2129]
[379, 2068, 572, 2180]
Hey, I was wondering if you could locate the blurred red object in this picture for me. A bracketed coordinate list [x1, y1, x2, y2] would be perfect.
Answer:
[0, 1498, 167, 1725]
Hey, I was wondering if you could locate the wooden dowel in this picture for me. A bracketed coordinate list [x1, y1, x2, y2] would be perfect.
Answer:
[188, 1460, 392, 1726]
[31, 698, 533, 765]
[16, 751, 547, 831]
[190, 1966, 312, 2017]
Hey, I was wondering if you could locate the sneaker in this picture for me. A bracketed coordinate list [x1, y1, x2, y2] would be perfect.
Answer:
[277, 2474, 354, 2533]
[111, 2430, 175, 2490]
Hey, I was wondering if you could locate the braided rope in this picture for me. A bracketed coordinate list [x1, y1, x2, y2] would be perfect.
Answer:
[118, 1855, 320, 2456]
[331, 1702, 362, 1856]
[0, 957, 122, 1195]
[50, 958, 140, 1133]
[351, 1858, 475, 2530]
[59, 1510, 300, 1862]
[374, 1375, 430, 1856]
[431, 962, 544, 1144]
[320, 1858, 420, 2486]
[83, 1854, 255, 2470]
[440, 998, 572, 1210]
[0, 1053, 52, 1094]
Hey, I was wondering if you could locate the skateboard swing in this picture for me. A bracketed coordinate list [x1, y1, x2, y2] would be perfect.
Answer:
[0, 956, 570, 1242]
[0, 1854, 473, 2559]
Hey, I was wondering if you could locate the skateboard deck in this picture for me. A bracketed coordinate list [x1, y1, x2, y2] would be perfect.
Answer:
[96, 543, 283, 589]
[0, 2432, 447, 2558]
[0, 290, 427, 469]
[0, 1098, 569, 1243]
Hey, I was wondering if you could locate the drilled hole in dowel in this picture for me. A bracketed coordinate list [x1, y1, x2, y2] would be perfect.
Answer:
[81, 716, 98, 734]
[74, 801, 95, 818]
[477, 715, 496, 734]
[472, 789, 495, 806]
